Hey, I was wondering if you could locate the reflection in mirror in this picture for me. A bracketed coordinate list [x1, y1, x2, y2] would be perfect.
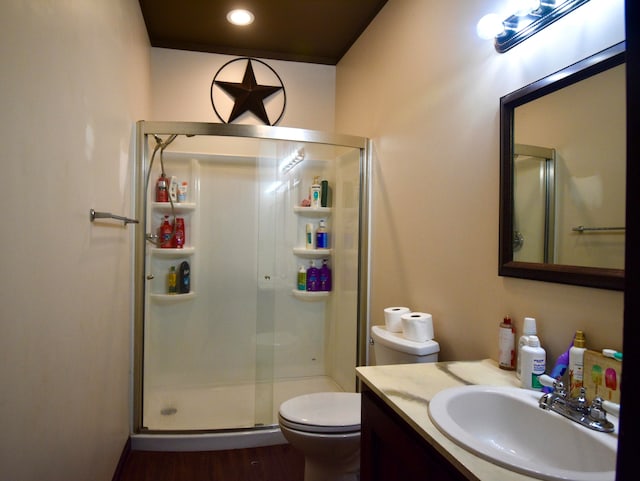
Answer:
[513, 144, 555, 264]
[499, 42, 625, 290]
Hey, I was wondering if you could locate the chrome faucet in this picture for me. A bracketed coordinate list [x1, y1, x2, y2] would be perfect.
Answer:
[537, 376, 617, 433]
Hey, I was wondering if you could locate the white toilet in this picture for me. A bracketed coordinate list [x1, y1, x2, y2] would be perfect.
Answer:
[277, 325, 440, 481]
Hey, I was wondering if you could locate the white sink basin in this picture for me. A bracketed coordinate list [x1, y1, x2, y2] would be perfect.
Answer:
[428, 385, 618, 481]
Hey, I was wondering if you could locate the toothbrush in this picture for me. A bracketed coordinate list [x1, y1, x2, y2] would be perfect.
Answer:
[602, 349, 623, 361]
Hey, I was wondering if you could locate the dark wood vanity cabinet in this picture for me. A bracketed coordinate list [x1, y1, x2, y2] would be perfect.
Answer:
[360, 385, 470, 481]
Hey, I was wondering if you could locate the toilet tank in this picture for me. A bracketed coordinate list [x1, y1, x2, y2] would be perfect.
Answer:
[371, 325, 439, 365]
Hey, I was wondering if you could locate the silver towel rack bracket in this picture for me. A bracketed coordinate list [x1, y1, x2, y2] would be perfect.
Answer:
[90, 209, 139, 226]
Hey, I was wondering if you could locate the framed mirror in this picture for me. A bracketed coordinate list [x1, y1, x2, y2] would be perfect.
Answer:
[499, 42, 626, 290]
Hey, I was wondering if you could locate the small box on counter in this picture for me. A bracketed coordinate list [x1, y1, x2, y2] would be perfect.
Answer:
[583, 349, 621, 404]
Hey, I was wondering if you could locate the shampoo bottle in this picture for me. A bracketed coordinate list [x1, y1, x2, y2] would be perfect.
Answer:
[315, 219, 329, 249]
[297, 265, 307, 291]
[167, 266, 177, 294]
[569, 330, 586, 396]
[311, 176, 321, 208]
[156, 173, 169, 202]
[498, 316, 515, 370]
[178, 261, 190, 294]
[319, 259, 332, 291]
[516, 317, 537, 379]
[521, 335, 546, 390]
[306, 261, 319, 291]
[321, 180, 329, 207]
[159, 215, 173, 248]
[305, 223, 314, 249]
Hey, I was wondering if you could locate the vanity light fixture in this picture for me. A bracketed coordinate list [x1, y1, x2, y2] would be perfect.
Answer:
[477, 0, 591, 53]
[226, 9, 255, 26]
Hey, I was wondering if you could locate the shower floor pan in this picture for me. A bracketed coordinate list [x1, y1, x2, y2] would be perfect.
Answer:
[143, 375, 343, 431]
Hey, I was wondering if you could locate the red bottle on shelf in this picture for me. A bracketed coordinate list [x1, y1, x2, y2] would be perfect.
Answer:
[173, 217, 185, 248]
[159, 215, 173, 248]
[156, 174, 169, 202]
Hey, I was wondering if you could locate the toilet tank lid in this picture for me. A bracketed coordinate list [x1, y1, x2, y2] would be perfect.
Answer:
[371, 325, 440, 356]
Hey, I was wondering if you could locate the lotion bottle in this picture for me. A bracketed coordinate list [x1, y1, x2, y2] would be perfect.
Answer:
[569, 330, 586, 396]
[516, 317, 537, 379]
[521, 335, 546, 390]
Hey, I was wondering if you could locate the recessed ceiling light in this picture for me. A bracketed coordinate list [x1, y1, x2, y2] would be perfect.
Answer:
[227, 9, 255, 26]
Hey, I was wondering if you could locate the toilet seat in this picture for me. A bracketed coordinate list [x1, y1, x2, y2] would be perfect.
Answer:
[279, 392, 361, 434]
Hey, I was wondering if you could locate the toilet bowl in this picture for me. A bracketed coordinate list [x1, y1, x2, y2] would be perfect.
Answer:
[278, 392, 361, 481]
[278, 325, 440, 481]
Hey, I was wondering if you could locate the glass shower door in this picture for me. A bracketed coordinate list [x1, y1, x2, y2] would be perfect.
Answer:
[133, 122, 370, 435]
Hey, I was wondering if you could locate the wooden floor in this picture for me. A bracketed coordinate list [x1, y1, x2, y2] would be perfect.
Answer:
[115, 443, 305, 481]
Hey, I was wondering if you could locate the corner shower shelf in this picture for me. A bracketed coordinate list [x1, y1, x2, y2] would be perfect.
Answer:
[293, 206, 332, 216]
[150, 292, 197, 303]
[292, 247, 332, 258]
[291, 289, 330, 301]
[152, 202, 196, 213]
[150, 247, 195, 258]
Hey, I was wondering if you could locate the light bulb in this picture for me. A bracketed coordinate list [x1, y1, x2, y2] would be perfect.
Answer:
[226, 9, 255, 26]
[476, 13, 505, 40]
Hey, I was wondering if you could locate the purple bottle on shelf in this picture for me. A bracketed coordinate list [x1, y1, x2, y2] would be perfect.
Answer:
[306, 261, 319, 291]
[319, 259, 332, 291]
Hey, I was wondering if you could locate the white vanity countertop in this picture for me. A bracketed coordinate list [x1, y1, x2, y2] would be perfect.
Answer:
[356, 359, 538, 481]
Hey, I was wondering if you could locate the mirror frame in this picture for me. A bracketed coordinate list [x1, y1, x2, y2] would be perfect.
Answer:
[499, 41, 626, 291]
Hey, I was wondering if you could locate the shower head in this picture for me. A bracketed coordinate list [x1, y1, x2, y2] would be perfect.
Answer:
[160, 134, 178, 151]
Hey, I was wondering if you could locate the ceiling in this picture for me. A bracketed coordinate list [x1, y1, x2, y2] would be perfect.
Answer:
[139, 0, 388, 65]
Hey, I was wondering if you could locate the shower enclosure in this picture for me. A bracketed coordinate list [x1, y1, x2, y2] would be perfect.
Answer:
[132, 121, 371, 445]
[512, 143, 556, 264]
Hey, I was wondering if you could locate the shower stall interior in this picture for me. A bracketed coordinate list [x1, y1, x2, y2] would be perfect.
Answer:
[512, 143, 556, 264]
[132, 121, 371, 441]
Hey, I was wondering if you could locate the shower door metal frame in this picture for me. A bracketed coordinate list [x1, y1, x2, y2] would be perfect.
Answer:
[513, 143, 556, 264]
[132, 120, 372, 434]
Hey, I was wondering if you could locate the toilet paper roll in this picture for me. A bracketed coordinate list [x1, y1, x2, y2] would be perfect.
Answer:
[401, 312, 434, 342]
[384, 307, 410, 332]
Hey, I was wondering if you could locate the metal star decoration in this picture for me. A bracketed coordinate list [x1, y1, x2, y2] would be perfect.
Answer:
[214, 59, 284, 125]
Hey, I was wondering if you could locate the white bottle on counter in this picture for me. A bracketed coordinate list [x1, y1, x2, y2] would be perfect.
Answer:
[520, 335, 546, 391]
[516, 317, 537, 379]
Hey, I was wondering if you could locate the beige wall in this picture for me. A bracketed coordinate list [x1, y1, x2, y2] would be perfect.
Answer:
[336, 0, 626, 363]
[150, 48, 336, 130]
[0, 1, 150, 480]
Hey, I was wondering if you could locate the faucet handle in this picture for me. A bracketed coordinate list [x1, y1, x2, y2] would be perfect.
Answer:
[587, 397, 616, 432]
[539, 374, 565, 395]
[602, 399, 621, 417]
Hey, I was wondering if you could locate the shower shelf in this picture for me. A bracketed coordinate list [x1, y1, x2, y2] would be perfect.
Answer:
[292, 247, 332, 258]
[151, 202, 196, 212]
[150, 247, 195, 258]
[291, 289, 330, 301]
[150, 292, 197, 303]
[293, 206, 332, 216]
